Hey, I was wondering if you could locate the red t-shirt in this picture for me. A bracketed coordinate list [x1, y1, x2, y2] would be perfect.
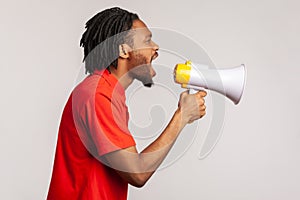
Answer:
[47, 69, 136, 200]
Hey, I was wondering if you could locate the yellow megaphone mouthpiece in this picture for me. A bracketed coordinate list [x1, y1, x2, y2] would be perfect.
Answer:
[174, 61, 192, 84]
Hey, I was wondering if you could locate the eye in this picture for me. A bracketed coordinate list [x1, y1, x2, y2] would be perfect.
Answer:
[145, 39, 151, 44]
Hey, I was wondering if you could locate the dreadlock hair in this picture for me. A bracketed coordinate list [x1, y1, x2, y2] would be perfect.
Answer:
[80, 7, 139, 74]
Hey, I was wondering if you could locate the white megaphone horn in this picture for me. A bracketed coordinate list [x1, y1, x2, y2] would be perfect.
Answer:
[174, 61, 246, 105]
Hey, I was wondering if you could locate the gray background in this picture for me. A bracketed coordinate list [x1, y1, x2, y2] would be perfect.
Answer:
[1, 0, 300, 199]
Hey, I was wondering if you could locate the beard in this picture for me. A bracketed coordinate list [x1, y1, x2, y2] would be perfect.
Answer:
[128, 53, 154, 87]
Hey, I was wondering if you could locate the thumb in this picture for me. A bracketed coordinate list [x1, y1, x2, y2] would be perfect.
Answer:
[180, 90, 189, 98]
[178, 90, 189, 107]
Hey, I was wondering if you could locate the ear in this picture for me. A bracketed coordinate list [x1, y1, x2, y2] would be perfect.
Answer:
[119, 44, 131, 59]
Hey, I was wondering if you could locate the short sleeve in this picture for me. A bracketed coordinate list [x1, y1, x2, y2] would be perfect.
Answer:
[83, 91, 136, 157]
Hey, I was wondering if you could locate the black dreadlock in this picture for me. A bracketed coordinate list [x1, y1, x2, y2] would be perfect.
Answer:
[80, 7, 139, 74]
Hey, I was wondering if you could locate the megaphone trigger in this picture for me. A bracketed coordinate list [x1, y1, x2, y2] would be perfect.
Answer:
[189, 89, 199, 94]
[182, 84, 206, 94]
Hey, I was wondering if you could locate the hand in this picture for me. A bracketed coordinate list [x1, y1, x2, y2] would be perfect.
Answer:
[177, 90, 207, 125]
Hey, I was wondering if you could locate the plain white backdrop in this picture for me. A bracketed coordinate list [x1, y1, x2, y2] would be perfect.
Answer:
[1, 0, 300, 199]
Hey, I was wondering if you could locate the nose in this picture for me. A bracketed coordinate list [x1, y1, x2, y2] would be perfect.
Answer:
[151, 41, 159, 61]
[152, 41, 159, 51]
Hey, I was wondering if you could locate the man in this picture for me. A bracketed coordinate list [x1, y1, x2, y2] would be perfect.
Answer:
[47, 7, 206, 200]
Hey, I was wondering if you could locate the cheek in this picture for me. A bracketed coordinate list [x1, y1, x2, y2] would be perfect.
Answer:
[137, 55, 147, 64]
[137, 49, 152, 60]
[129, 52, 147, 68]
[135, 51, 147, 60]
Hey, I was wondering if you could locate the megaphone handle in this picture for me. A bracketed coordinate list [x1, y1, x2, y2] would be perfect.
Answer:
[189, 89, 199, 94]
[186, 84, 205, 94]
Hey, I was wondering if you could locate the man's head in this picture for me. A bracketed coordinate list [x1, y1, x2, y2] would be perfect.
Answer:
[80, 7, 139, 74]
[122, 20, 159, 87]
[80, 7, 159, 87]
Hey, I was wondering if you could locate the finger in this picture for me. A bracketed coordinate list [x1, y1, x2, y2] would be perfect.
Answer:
[200, 105, 206, 111]
[195, 96, 204, 105]
[198, 98, 205, 105]
[198, 90, 207, 97]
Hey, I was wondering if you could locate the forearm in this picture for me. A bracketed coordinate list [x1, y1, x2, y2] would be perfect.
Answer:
[142, 109, 185, 161]
[103, 91, 206, 187]
[135, 109, 187, 182]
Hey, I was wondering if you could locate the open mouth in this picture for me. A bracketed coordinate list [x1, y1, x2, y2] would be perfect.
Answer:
[151, 52, 159, 62]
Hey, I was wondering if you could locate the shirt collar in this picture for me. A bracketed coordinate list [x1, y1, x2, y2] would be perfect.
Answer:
[93, 69, 125, 96]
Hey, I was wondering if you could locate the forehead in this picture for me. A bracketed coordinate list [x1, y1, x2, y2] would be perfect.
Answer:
[131, 20, 152, 37]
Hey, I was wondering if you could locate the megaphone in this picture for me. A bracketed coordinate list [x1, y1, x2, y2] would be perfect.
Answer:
[174, 61, 246, 104]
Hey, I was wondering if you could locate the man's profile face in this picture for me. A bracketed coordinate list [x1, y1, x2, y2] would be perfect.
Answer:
[127, 20, 159, 87]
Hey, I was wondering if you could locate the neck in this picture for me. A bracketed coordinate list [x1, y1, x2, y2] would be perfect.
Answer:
[109, 65, 133, 90]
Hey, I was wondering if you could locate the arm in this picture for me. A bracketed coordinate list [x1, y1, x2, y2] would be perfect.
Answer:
[102, 90, 207, 187]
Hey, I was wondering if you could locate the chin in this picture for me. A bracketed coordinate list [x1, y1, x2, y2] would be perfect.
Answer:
[141, 76, 154, 88]
[143, 82, 153, 88]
